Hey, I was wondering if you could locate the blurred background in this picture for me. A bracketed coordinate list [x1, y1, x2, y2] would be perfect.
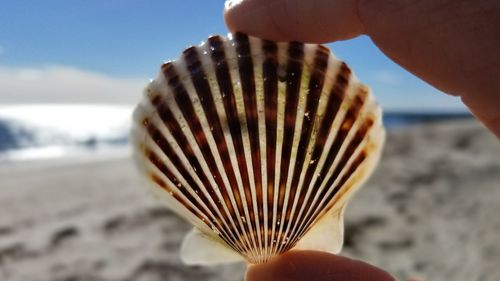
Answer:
[0, 1, 499, 281]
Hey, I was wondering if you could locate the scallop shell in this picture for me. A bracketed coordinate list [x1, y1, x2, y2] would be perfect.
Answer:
[131, 33, 385, 265]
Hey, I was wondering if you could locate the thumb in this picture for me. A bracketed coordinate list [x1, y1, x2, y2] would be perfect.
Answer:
[245, 250, 396, 281]
[224, 0, 364, 43]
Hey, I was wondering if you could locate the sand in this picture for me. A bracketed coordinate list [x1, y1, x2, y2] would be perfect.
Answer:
[0, 120, 499, 281]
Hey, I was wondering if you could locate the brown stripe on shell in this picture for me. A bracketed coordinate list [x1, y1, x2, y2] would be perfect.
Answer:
[233, 32, 264, 257]
[148, 170, 242, 253]
[147, 150, 203, 221]
[262, 38, 279, 258]
[294, 148, 369, 244]
[206, 36, 250, 193]
[273, 41, 305, 251]
[206, 35, 259, 254]
[319, 117, 374, 209]
[281, 62, 351, 248]
[324, 119, 373, 202]
[277, 45, 330, 252]
[290, 88, 372, 244]
[141, 116, 243, 252]
[149, 172, 198, 217]
[145, 92, 249, 254]
[147, 92, 229, 218]
[183, 45, 261, 258]
[206, 36, 250, 192]
[161, 62, 255, 256]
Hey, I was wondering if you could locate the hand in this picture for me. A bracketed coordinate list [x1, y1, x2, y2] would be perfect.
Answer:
[245, 250, 396, 281]
[224, 0, 500, 137]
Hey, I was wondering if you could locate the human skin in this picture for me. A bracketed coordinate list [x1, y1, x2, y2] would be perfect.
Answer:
[224, 0, 500, 138]
[245, 250, 396, 281]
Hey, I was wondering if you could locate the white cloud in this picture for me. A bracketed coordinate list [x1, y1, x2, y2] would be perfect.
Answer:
[373, 70, 401, 86]
[0, 65, 148, 104]
[373, 70, 401, 85]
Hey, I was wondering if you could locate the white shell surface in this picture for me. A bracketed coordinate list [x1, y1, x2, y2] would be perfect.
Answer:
[131, 33, 385, 264]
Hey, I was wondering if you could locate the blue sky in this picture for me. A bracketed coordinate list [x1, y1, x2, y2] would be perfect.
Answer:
[0, 0, 466, 112]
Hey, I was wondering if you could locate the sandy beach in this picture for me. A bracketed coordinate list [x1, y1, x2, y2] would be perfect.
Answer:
[1, 119, 499, 281]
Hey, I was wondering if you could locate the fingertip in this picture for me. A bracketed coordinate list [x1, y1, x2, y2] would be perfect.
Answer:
[224, 0, 276, 39]
[245, 251, 396, 281]
[224, 0, 297, 42]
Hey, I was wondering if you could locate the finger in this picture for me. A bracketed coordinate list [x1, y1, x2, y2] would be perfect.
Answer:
[245, 250, 396, 281]
[358, 0, 500, 137]
[224, 0, 365, 43]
